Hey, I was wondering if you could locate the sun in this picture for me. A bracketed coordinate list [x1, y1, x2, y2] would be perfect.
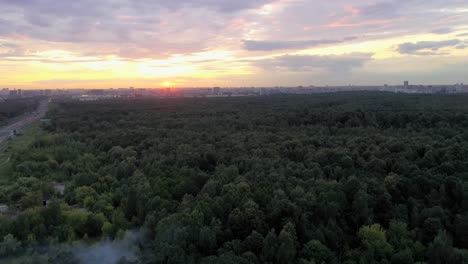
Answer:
[162, 81, 173, 87]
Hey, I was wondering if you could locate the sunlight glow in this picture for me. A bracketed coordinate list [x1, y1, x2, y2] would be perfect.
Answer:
[162, 81, 173, 87]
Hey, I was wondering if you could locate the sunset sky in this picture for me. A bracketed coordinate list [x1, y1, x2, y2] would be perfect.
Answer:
[1, 0, 468, 89]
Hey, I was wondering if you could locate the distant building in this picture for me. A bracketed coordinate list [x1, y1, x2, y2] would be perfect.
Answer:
[89, 89, 104, 96]
[78, 96, 99, 101]
[213, 87, 221, 95]
[455, 83, 464, 93]
[9, 90, 19, 98]
[404, 81, 409, 88]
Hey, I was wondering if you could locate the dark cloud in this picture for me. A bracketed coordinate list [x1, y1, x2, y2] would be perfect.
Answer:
[358, 1, 400, 19]
[281, 0, 468, 43]
[253, 53, 373, 72]
[0, 0, 273, 56]
[397, 39, 463, 55]
[24, 13, 52, 28]
[1, 0, 468, 60]
[161, 0, 272, 12]
[2, 0, 271, 16]
[430, 28, 453, 35]
[357, 0, 468, 20]
[243, 37, 357, 51]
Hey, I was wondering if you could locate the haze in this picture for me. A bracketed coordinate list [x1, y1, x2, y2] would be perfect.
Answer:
[1, 0, 468, 88]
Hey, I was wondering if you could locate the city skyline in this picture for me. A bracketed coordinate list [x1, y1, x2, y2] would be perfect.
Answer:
[1, 0, 468, 88]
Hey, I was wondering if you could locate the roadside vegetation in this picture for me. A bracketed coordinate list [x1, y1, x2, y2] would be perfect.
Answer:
[0, 99, 42, 126]
[0, 126, 44, 184]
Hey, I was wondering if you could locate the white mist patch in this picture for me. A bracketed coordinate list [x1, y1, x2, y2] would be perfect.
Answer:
[73, 230, 143, 264]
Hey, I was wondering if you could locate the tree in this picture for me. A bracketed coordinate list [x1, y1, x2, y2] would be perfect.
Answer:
[85, 213, 104, 238]
[277, 223, 298, 264]
[358, 224, 393, 261]
[0, 234, 21, 256]
[390, 249, 413, 264]
[243, 230, 264, 255]
[426, 230, 462, 264]
[74, 186, 98, 208]
[102, 221, 115, 237]
[199, 226, 217, 254]
[262, 230, 278, 263]
[302, 239, 332, 263]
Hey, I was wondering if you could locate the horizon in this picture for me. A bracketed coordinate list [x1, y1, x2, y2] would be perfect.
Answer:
[1, 0, 468, 88]
[3, 82, 467, 91]
[2, 84, 465, 91]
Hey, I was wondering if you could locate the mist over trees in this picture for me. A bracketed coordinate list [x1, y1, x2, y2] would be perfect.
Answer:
[1, 93, 468, 263]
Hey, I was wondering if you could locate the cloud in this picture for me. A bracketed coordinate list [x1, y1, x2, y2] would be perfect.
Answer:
[243, 37, 357, 51]
[1, 0, 468, 59]
[430, 28, 453, 34]
[0, 0, 274, 57]
[397, 39, 463, 55]
[253, 53, 373, 73]
[24, 13, 53, 28]
[358, 1, 400, 19]
[1, 0, 468, 87]
[163, 0, 273, 12]
[3, 0, 272, 15]
[0, 42, 27, 57]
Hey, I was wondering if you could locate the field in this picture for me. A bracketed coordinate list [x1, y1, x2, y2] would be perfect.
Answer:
[0, 93, 468, 264]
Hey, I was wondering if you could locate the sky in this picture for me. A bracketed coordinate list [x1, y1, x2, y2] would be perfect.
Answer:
[1, 0, 468, 89]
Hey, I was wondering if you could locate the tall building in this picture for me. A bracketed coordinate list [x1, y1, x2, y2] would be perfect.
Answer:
[404, 81, 409, 88]
[9, 90, 18, 98]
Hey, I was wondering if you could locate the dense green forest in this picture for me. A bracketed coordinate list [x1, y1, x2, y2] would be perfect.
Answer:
[0, 98, 41, 125]
[1, 93, 468, 263]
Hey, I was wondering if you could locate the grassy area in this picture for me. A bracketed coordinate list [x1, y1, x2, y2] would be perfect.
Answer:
[0, 125, 43, 184]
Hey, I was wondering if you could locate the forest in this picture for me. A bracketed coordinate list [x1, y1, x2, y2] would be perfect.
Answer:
[0, 92, 467, 264]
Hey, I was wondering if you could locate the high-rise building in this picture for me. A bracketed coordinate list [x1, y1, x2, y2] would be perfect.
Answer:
[9, 90, 18, 98]
[404, 81, 409, 88]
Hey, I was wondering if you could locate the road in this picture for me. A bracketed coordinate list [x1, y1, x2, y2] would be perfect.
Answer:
[0, 100, 50, 144]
